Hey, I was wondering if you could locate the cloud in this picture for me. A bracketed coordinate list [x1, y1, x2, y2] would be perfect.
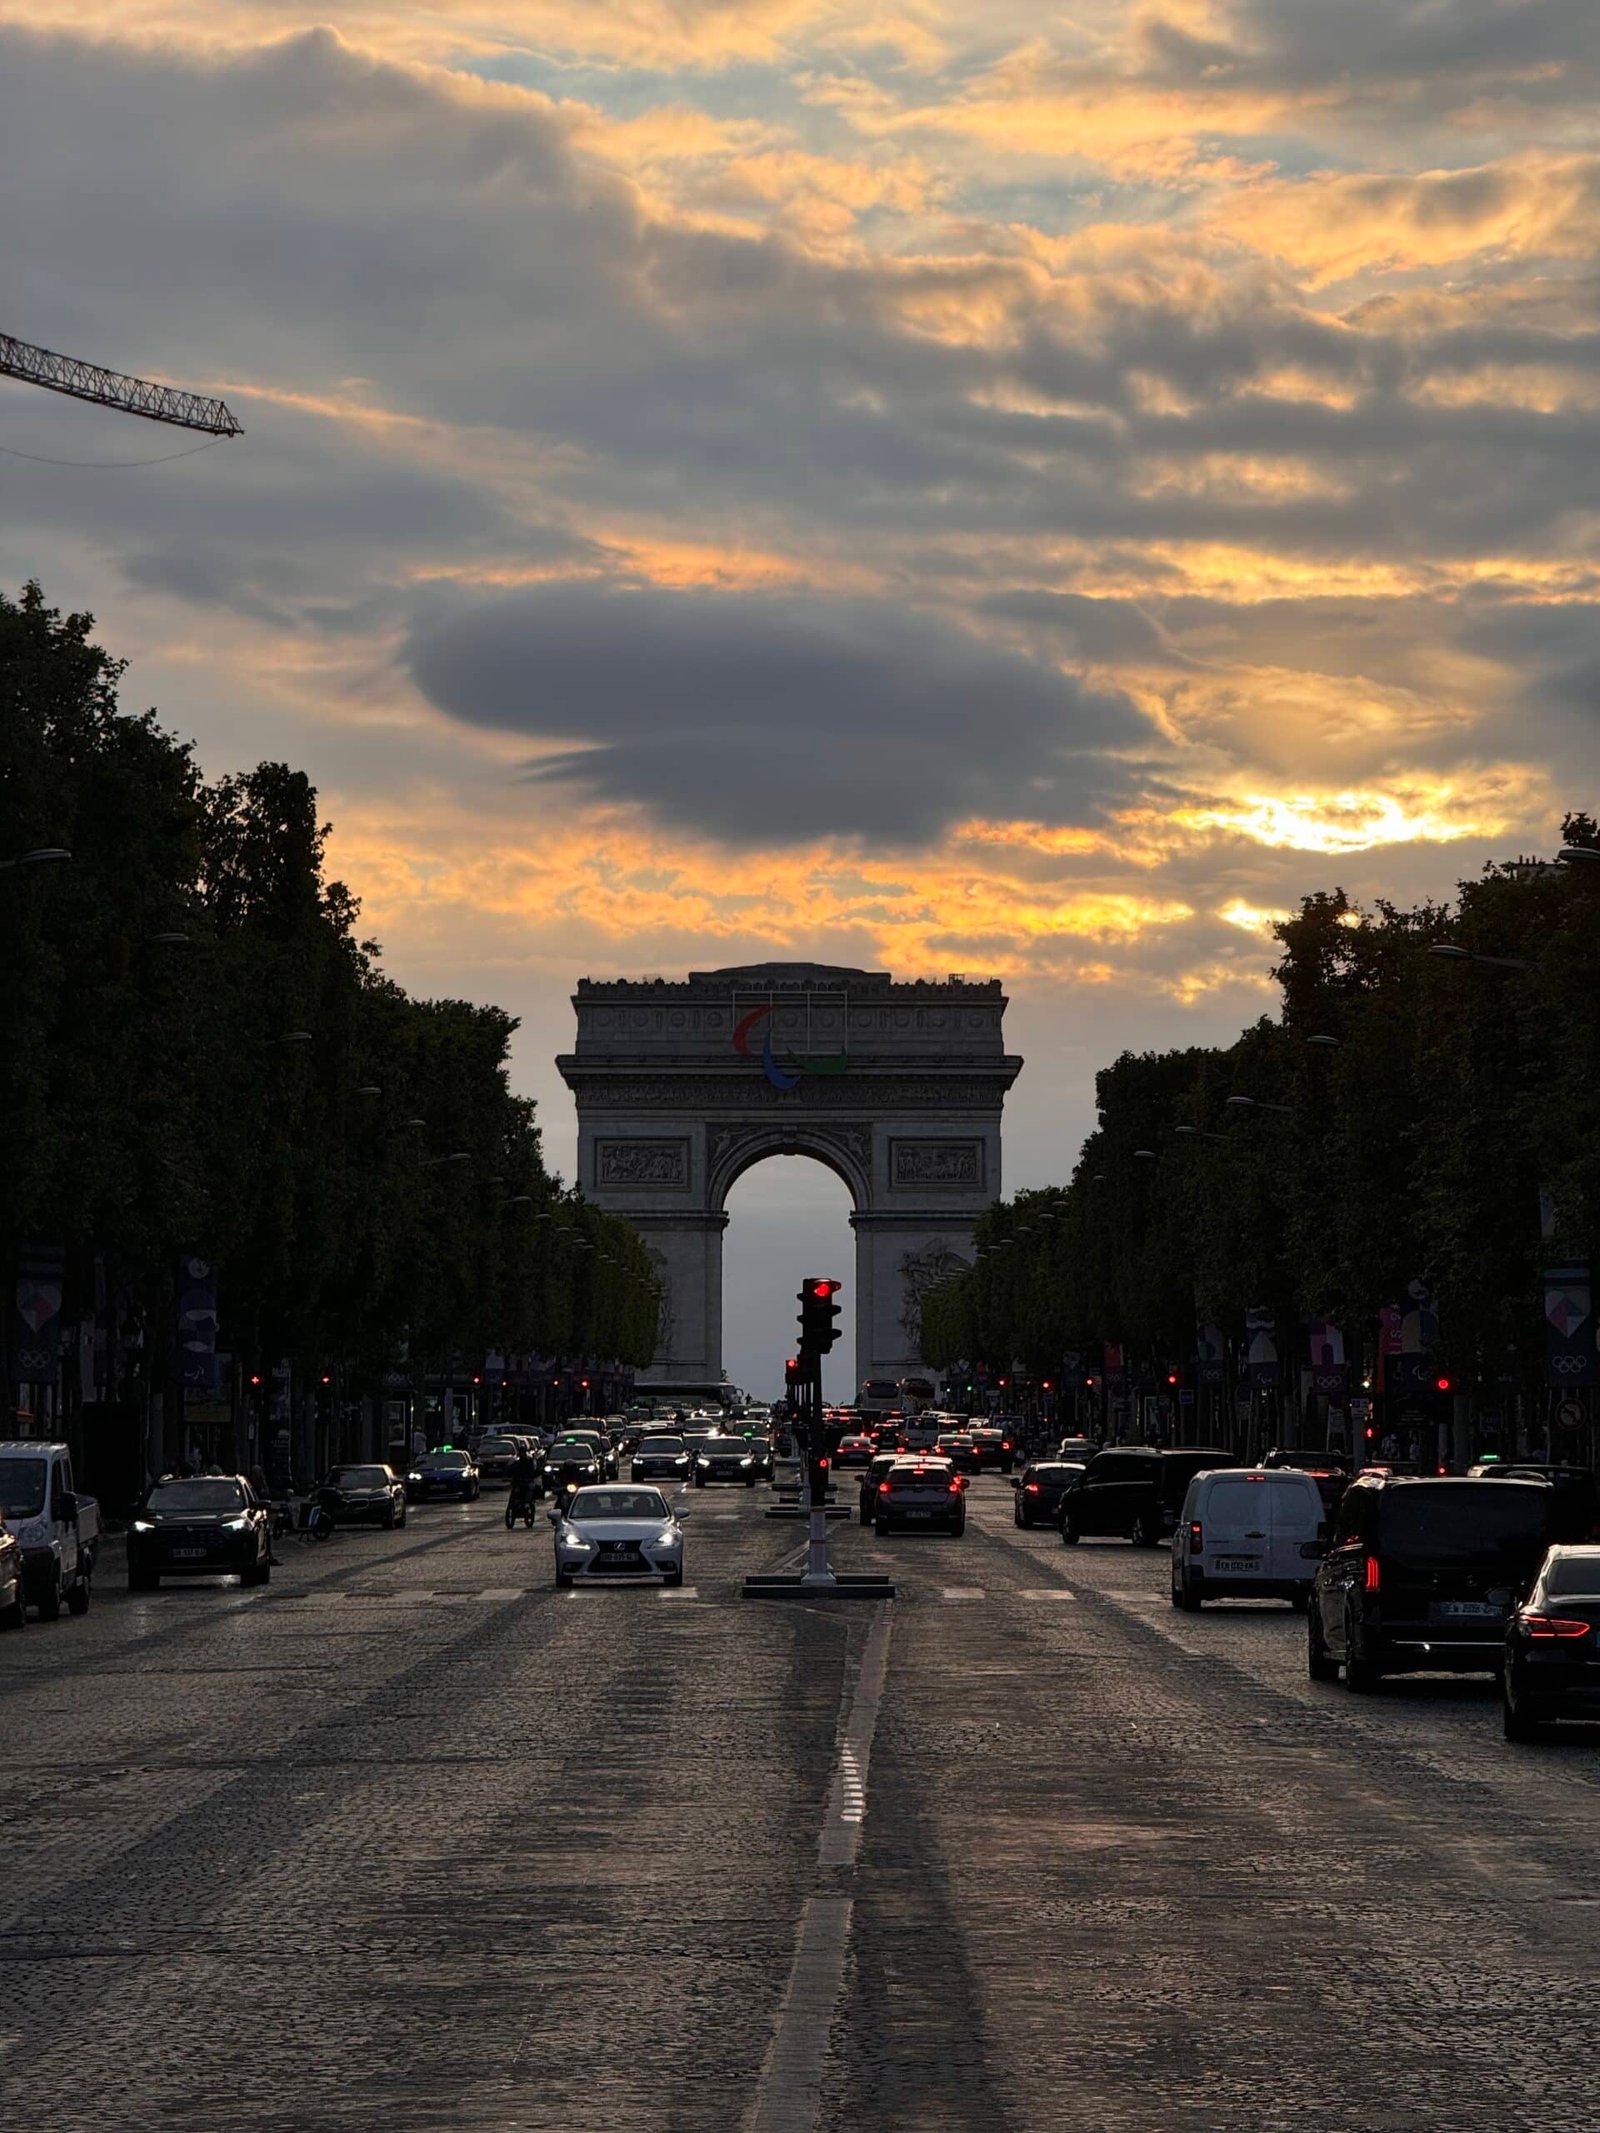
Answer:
[405, 581, 1150, 842]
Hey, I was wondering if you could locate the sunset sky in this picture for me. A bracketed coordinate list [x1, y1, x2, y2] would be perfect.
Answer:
[4, 0, 1595, 1395]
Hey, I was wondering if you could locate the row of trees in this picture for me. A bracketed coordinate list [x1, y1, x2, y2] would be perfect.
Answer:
[1, 583, 659, 1428]
[921, 820, 1600, 1422]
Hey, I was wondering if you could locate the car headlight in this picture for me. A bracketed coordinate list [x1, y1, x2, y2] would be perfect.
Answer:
[740, 1457, 752, 1467]
[132, 1519, 155, 1532]
[560, 1531, 595, 1551]
[653, 1529, 679, 1548]
[407, 1472, 422, 1482]
[224, 1516, 251, 1532]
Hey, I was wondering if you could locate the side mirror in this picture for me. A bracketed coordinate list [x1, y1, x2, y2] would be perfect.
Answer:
[1007, 1476, 1022, 1488]
[545, 1508, 561, 1526]
[57, 1490, 78, 1522]
[674, 1503, 691, 1519]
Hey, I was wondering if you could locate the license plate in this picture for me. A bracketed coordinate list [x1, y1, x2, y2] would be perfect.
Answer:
[1215, 1557, 1260, 1572]
[905, 1508, 932, 1519]
[172, 1548, 207, 1559]
[1435, 1600, 1499, 1619]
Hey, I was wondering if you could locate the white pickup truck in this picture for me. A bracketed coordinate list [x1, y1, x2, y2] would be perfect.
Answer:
[0, 1440, 99, 1619]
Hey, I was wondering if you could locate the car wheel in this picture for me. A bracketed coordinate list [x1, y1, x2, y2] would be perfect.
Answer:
[1288, 1588, 1310, 1613]
[859, 1503, 872, 1526]
[129, 1568, 159, 1592]
[1307, 1607, 1338, 1682]
[555, 1570, 572, 1589]
[383, 1504, 397, 1530]
[745, 1476, 756, 1487]
[1503, 1676, 1541, 1742]
[1060, 1519, 1080, 1545]
[1132, 1513, 1160, 1547]
[663, 1566, 684, 1588]
[950, 1517, 965, 1537]
[1013, 1501, 1025, 1527]
[1173, 1575, 1201, 1612]
[396, 1503, 407, 1528]
[0, 1579, 24, 1629]
[694, 1474, 707, 1488]
[873, 1517, 890, 1537]
[36, 1568, 62, 1621]
[67, 1570, 91, 1616]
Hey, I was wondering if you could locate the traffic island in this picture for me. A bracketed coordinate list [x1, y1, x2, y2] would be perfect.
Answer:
[743, 1571, 895, 1600]
[763, 1503, 853, 1521]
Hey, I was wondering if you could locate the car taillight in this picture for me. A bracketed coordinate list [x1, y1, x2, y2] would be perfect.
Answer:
[949, 1480, 962, 1495]
[1025, 1483, 1041, 1495]
[878, 1481, 893, 1495]
[1189, 1520, 1203, 1556]
[1522, 1614, 1591, 1639]
[1002, 1441, 1011, 1451]
[1364, 1556, 1381, 1593]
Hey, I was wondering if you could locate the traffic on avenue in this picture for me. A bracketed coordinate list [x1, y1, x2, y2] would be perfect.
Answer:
[6, 1400, 1600, 2133]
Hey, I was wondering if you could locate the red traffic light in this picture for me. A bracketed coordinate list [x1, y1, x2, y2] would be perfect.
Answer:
[1434, 1375, 1452, 1393]
[1364, 1425, 1377, 1441]
[1165, 1372, 1178, 1387]
[249, 1374, 262, 1387]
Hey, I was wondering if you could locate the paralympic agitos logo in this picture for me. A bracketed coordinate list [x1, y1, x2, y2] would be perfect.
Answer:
[732, 1005, 849, 1091]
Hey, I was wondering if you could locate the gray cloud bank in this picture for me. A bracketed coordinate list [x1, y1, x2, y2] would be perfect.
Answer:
[407, 583, 1147, 843]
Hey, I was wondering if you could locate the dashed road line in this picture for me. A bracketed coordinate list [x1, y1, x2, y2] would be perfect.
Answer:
[1019, 1586, 1077, 1600]
[940, 1587, 986, 1601]
[748, 1603, 892, 2133]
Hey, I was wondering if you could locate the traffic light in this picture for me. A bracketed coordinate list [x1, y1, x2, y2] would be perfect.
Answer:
[1434, 1374, 1452, 1394]
[797, 1277, 844, 1356]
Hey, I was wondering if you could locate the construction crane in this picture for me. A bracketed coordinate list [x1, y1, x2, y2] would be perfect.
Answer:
[0, 331, 242, 437]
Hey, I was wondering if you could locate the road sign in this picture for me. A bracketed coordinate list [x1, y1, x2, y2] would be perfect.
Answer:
[1556, 1397, 1585, 1431]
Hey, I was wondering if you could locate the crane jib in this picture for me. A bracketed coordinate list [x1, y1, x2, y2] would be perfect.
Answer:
[0, 331, 243, 437]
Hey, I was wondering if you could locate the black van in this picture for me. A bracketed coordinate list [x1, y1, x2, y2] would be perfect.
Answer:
[1063, 1446, 1238, 1546]
[1309, 1475, 1551, 1690]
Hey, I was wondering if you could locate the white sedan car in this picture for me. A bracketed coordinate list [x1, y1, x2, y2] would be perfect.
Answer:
[549, 1485, 688, 1587]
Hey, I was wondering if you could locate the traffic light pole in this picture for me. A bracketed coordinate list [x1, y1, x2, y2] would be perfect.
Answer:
[792, 1350, 835, 1587]
[744, 1276, 894, 1601]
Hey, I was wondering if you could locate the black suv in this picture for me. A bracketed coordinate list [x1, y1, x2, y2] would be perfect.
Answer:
[1309, 1475, 1551, 1691]
[1063, 1446, 1238, 1546]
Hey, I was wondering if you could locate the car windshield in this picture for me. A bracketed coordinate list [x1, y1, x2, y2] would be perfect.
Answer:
[568, 1489, 668, 1521]
[477, 1440, 516, 1455]
[330, 1466, 387, 1486]
[703, 1441, 746, 1455]
[1033, 1464, 1083, 1479]
[427, 1452, 469, 1469]
[1541, 1556, 1600, 1599]
[0, 1457, 48, 1517]
[1384, 1484, 1548, 1567]
[150, 1479, 246, 1512]
[640, 1438, 686, 1453]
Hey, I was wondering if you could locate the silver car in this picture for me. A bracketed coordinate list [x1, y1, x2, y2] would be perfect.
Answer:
[549, 1485, 688, 1587]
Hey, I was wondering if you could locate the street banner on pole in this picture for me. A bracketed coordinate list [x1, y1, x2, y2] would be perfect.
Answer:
[11, 1244, 65, 1383]
[1195, 1322, 1226, 1387]
[1244, 1307, 1281, 1387]
[177, 1255, 219, 1391]
[1544, 1265, 1595, 1388]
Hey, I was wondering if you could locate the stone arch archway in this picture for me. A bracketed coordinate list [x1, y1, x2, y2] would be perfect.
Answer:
[557, 963, 1021, 1391]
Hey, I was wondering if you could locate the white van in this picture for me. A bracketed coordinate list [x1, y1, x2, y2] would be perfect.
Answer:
[1171, 1466, 1326, 1610]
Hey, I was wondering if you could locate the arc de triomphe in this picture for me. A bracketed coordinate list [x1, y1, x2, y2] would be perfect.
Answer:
[557, 964, 1022, 1390]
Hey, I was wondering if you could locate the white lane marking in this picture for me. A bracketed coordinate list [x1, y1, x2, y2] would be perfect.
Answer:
[749, 1606, 892, 2133]
[658, 1585, 699, 1599]
[941, 1587, 985, 1601]
[477, 1587, 525, 1600]
[1019, 1586, 1077, 1600]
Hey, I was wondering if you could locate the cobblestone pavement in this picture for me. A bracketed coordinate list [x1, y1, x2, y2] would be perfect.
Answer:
[6, 1477, 1600, 2131]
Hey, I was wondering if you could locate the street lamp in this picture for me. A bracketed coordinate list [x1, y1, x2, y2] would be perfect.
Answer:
[500, 1194, 533, 1208]
[1306, 1034, 1341, 1049]
[1557, 846, 1600, 865]
[144, 931, 190, 946]
[426, 1150, 471, 1167]
[1173, 1124, 1227, 1142]
[1225, 1094, 1292, 1115]
[1427, 943, 1529, 971]
[0, 846, 72, 871]
[1133, 1148, 1158, 1161]
[270, 1030, 313, 1047]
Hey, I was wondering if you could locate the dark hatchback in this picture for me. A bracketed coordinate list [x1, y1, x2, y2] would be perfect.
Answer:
[631, 1436, 691, 1482]
[694, 1438, 758, 1486]
[934, 1434, 982, 1475]
[405, 1449, 481, 1502]
[1309, 1475, 1551, 1691]
[1012, 1461, 1086, 1528]
[319, 1464, 408, 1529]
[968, 1426, 1018, 1474]
[543, 1442, 603, 1494]
[1064, 1446, 1239, 1545]
[129, 1475, 273, 1589]
[1504, 1546, 1600, 1739]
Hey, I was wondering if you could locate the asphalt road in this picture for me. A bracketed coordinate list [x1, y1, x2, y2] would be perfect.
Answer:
[7, 1473, 1600, 2131]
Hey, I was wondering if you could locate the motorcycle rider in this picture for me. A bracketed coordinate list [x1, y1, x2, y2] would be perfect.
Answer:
[508, 1438, 540, 1522]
